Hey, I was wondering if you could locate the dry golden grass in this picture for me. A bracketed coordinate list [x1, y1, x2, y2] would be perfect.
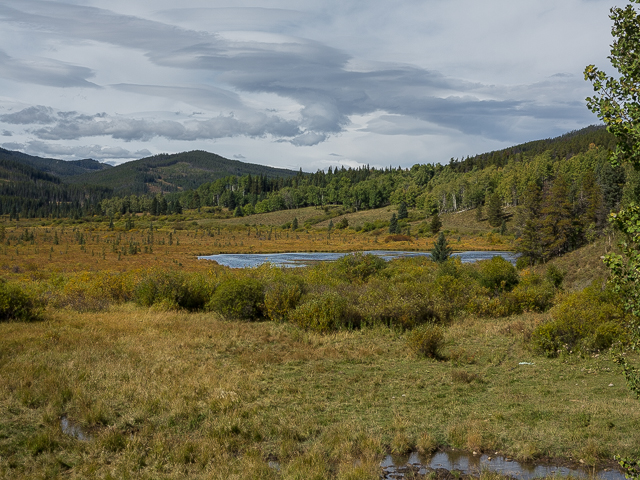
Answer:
[1, 307, 638, 478]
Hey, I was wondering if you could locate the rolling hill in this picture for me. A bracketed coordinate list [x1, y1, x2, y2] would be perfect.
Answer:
[64, 150, 300, 195]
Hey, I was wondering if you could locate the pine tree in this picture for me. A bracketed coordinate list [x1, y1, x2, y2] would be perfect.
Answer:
[515, 183, 543, 265]
[431, 232, 452, 263]
[292, 217, 298, 230]
[486, 192, 503, 227]
[430, 213, 442, 235]
[397, 201, 408, 219]
[540, 176, 574, 260]
[389, 213, 399, 234]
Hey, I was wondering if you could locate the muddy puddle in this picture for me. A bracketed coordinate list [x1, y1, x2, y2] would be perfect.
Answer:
[380, 450, 625, 480]
[60, 416, 92, 441]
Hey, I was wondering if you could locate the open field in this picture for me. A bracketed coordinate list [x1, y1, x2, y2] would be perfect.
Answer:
[1, 307, 638, 479]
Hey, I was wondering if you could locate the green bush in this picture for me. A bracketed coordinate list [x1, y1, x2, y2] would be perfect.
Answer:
[405, 324, 445, 359]
[134, 270, 210, 311]
[545, 264, 566, 289]
[289, 291, 361, 332]
[477, 256, 519, 293]
[334, 252, 387, 283]
[531, 284, 629, 357]
[473, 273, 557, 317]
[357, 279, 438, 329]
[207, 277, 265, 320]
[0, 281, 42, 322]
[264, 279, 304, 322]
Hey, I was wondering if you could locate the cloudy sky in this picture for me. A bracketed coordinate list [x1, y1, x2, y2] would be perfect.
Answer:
[0, 0, 616, 171]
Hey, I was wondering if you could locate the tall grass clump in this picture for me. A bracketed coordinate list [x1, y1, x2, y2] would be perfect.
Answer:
[531, 282, 629, 357]
[207, 277, 265, 320]
[0, 280, 42, 322]
[135, 269, 212, 310]
[405, 323, 445, 359]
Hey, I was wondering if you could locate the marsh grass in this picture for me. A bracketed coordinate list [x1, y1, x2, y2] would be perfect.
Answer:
[0, 213, 636, 479]
[1, 306, 638, 478]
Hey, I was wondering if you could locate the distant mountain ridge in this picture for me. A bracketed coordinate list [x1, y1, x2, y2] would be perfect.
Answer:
[0, 148, 112, 177]
[64, 150, 300, 195]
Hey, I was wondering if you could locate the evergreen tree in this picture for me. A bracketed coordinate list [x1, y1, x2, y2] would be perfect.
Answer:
[389, 213, 399, 234]
[234, 206, 244, 217]
[515, 183, 543, 265]
[429, 213, 442, 235]
[397, 201, 408, 219]
[292, 217, 298, 230]
[486, 192, 503, 227]
[431, 232, 452, 263]
[540, 176, 575, 260]
[475, 203, 483, 222]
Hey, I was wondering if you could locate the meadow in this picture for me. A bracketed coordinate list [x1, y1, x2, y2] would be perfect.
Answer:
[0, 206, 638, 479]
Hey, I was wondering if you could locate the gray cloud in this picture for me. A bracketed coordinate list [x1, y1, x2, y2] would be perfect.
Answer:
[0, 0, 593, 147]
[27, 111, 301, 142]
[2, 140, 151, 160]
[0, 49, 99, 88]
[2, 130, 12, 136]
[1, 106, 56, 125]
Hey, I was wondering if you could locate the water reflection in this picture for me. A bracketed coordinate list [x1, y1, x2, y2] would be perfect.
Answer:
[60, 416, 91, 441]
[380, 450, 624, 480]
[198, 250, 518, 269]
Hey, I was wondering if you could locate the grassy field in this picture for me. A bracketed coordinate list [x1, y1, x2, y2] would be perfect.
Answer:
[0, 208, 638, 479]
[2, 307, 638, 479]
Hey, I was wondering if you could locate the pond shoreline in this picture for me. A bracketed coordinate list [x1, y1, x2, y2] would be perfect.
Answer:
[198, 250, 519, 268]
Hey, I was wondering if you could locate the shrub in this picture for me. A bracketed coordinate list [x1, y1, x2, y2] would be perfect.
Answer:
[135, 270, 211, 311]
[264, 280, 304, 322]
[470, 273, 557, 318]
[477, 256, 519, 293]
[384, 234, 412, 242]
[357, 279, 438, 329]
[531, 283, 629, 357]
[334, 252, 387, 283]
[207, 277, 265, 320]
[405, 323, 445, 359]
[289, 292, 361, 332]
[545, 264, 566, 289]
[0, 281, 42, 322]
[336, 217, 349, 229]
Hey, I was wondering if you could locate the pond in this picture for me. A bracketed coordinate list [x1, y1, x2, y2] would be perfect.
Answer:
[380, 450, 624, 480]
[198, 250, 518, 269]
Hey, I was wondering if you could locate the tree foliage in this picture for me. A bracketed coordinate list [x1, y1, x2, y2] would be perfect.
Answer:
[585, 2, 640, 477]
[430, 232, 452, 264]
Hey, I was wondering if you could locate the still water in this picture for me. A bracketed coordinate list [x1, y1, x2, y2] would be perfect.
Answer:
[380, 450, 624, 480]
[198, 250, 517, 268]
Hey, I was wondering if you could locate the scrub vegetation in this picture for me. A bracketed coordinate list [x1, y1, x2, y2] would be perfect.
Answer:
[0, 211, 638, 478]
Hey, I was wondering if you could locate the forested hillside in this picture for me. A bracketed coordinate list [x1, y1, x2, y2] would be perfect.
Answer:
[64, 150, 300, 195]
[0, 148, 111, 177]
[1, 124, 634, 265]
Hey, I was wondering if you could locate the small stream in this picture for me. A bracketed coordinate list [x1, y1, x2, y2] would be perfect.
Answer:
[198, 250, 517, 268]
[380, 451, 625, 480]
